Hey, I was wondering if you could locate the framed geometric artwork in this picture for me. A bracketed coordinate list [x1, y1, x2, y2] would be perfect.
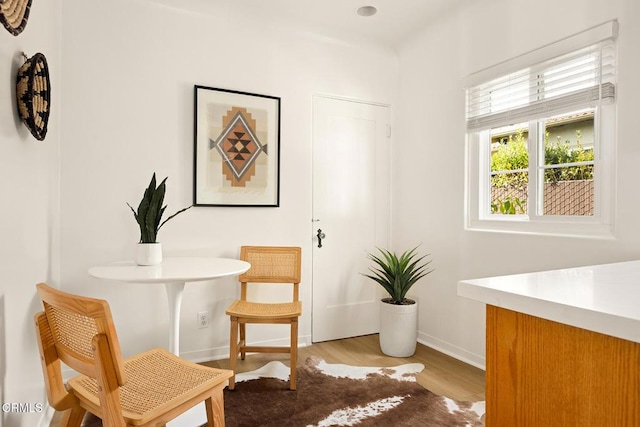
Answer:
[194, 85, 280, 207]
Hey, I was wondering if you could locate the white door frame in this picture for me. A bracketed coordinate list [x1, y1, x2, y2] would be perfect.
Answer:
[311, 93, 392, 343]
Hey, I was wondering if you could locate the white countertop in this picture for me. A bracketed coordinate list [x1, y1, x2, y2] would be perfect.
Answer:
[458, 260, 640, 344]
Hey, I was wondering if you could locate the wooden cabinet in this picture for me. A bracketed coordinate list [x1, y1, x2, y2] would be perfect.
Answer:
[486, 305, 640, 426]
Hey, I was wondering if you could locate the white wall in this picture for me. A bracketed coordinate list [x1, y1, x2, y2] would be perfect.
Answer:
[0, 2, 61, 426]
[6, 2, 638, 423]
[394, 0, 640, 367]
[59, 0, 398, 360]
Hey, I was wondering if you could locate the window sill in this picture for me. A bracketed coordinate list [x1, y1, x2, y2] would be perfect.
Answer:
[465, 217, 615, 239]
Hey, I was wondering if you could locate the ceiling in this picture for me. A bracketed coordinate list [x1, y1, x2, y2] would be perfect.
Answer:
[149, 0, 459, 49]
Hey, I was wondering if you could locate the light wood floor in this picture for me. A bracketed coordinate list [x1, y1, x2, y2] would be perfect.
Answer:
[51, 334, 485, 426]
[204, 334, 485, 402]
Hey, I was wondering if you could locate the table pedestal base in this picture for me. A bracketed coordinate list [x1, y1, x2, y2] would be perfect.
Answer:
[165, 281, 185, 355]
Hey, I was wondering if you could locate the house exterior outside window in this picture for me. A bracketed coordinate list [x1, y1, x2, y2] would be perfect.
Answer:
[464, 21, 618, 238]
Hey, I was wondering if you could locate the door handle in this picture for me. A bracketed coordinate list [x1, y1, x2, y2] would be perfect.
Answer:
[317, 229, 326, 248]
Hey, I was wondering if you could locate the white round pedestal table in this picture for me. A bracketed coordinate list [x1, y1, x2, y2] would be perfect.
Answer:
[89, 257, 250, 355]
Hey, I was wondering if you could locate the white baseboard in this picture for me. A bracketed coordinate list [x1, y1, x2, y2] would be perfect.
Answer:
[418, 332, 486, 370]
[60, 332, 478, 378]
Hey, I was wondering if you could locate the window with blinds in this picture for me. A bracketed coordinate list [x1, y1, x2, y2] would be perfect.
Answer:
[464, 21, 617, 237]
[466, 42, 616, 132]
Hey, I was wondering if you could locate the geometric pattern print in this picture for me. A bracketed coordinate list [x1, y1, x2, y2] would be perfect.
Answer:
[211, 107, 267, 187]
[0, 0, 33, 36]
[16, 52, 50, 141]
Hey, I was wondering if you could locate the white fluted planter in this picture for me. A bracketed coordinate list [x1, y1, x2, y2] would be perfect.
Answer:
[136, 242, 162, 266]
[379, 298, 418, 357]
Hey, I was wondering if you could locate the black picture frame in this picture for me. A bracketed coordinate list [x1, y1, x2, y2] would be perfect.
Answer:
[194, 85, 280, 207]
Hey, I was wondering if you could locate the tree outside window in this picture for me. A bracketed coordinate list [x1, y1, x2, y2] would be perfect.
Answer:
[490, 110, 595, 216]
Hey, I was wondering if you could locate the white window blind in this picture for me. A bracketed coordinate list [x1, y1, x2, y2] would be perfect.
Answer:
[466, 24, 617, 132]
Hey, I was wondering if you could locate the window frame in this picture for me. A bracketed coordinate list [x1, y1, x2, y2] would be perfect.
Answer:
[464, 22, 618, 238]
[466, 103, 615, 238]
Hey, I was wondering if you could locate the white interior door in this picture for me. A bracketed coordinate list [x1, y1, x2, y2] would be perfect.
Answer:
[312, 95, 391, 343]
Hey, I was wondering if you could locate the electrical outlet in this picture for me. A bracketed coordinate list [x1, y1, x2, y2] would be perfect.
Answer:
[197, 311, 209, 328]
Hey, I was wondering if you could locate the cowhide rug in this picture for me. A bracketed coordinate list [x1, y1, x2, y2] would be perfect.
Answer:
[78, 356, 484, 426]
[220, 356, 485, 426]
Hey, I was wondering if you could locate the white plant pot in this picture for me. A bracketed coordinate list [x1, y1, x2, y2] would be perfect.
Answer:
[136, 242, 162, 266]
[379, 298, 418, 357]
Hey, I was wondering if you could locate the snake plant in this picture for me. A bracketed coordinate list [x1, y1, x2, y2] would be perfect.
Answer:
[127, 173, 191, 243]
[363, 247, 433, 304]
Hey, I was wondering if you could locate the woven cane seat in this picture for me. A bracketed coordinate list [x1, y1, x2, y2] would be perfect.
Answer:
[69, 348, 231, 425]
[226, 300, 301, 319]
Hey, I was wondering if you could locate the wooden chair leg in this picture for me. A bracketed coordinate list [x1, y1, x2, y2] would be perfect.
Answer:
[229, 316, 238, 390]
[290, 319, 298, 390]
[60, 404, 86, 427]
[205, 386, 226, 427]
[239, 322, 246, 360]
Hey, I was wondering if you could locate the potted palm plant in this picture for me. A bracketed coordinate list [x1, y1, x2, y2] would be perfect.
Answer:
[363, 246, 433, 357]
[127, 173, 191, 265]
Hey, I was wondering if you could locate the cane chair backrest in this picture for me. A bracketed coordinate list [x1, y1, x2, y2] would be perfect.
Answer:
[36, 283, 126, 387]
[238, 246, 302, 301]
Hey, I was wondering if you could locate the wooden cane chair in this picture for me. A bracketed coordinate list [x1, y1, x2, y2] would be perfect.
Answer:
[34, 283, 233, 427]
[225, 246, 302, 390]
